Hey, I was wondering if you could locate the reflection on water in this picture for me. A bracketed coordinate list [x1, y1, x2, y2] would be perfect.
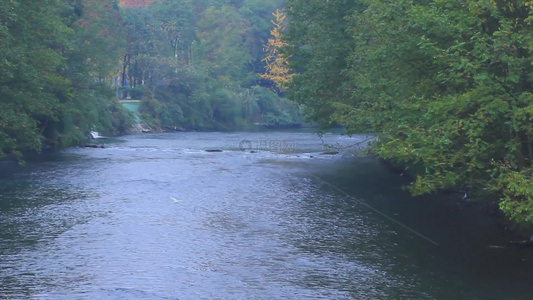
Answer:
[0, 132, 532, 299]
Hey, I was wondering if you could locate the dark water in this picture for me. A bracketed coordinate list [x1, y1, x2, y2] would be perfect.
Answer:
[0, 132, 532, 299]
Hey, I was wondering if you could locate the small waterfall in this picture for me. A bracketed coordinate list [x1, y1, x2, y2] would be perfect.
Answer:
[89, 131, 103, 139]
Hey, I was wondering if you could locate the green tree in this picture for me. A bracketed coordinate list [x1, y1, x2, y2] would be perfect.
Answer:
[284, 0, 533, 227]
[196, 6, 252, 84]
[121, 0, 300, 131]
[0, 0, 73, 157]
[283, 0, 360, 129]
[150, 0, 196, 63]
[240, 0, 279, 73]
[0, 0, 131, 159]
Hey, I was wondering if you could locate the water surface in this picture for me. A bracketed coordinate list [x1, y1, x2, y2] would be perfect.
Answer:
[0, 132, 532, 299]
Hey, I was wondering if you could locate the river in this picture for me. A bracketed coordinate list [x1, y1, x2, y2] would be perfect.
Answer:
[0, 132, 532, 299]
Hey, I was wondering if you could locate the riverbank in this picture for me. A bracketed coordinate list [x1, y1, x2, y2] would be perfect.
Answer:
[378, 157, 533, 245]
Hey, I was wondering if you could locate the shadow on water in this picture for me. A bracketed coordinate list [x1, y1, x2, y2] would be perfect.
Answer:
[305, 157, 533, 299]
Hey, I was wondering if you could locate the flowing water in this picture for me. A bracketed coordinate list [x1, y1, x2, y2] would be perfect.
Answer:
[0, 132, 532, 299]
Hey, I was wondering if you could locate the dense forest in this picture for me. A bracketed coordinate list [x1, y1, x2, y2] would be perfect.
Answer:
[283, 0, 533, 228]
[119, 0, 299, 131]
[0, 0, 298, 159]
[2, 0, 533, 228]
[0, 0, 132, 159]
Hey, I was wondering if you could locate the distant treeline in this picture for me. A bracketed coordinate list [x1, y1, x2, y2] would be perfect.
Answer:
[283, 0, 533, 228]
[0, 0, 299, 159]
[119, 0, 299, 131]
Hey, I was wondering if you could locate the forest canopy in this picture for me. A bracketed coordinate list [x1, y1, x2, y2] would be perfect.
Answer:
[0, 0, 132, 159]
[0, 0, 298, 159]
[283, 0, 533, 228]
[118, 0, 298, 131]
[3, 0, 533, 228]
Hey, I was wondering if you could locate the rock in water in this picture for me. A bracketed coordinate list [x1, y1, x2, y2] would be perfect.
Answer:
[83, 144, 105, 149]
[321, 151, 339, 155]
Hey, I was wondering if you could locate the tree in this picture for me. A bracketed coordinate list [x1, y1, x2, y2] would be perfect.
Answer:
[0, 0, 131, 159]
[0, 0, 73, 158]
[261, 9, 292, 90]
[284, 0, 533, 227]
[196, 5, 252, 83]
[120, 0, 300, 131]
[150, 0, 195, 62]
[283, 0, 360, 129]
[240, 0, 278, 73]
[349, 0, 533, 226]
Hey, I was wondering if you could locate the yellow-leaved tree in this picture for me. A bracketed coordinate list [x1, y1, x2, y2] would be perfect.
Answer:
[261, 9, 292, 90]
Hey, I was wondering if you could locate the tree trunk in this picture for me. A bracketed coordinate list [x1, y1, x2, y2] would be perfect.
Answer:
[121, 53, 129, 88]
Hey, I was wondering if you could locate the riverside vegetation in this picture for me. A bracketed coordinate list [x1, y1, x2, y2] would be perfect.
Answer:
[0, 0, 299, 160]
[282, 0, 533, 230]
[2, 0, 533, 231]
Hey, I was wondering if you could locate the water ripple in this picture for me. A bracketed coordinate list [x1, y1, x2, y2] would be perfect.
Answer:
[1, 132, 531, 299]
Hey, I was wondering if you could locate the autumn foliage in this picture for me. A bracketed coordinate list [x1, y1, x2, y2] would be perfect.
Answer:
[261, 10, 292, 90]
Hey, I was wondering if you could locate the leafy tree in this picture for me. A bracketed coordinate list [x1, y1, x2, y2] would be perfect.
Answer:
[283, 0, 360, 129]
[0, 0, 72, 158]
[196, 5, 252, 83]
[284, 0, 533, 227]
[0, 0, 131, 159]
[150, 0, 196, 62]
[119, 0, 301, 131]
[240, 0, 279, 73]
[261, 9, 292, 90]
[57, 0, 130, 144]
